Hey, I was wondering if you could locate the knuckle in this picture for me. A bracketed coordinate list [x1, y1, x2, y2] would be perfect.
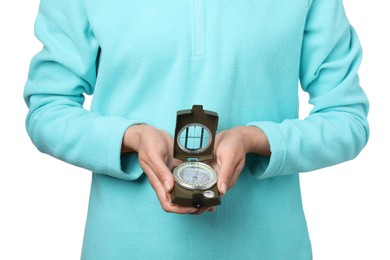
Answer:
[161, 205, 169, 212]
[161, 203, 172, 213]
[138, 152, 148, 162]
[225, 151, 238, 160]
[224, 174, 233, 183]
[145, 150, 159, 160]
[154, 166, 168, 180]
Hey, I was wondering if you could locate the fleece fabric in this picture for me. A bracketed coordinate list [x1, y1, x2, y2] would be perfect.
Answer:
[24, 0, 369, 259]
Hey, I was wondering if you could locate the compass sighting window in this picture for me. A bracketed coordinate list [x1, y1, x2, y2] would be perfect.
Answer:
[178, 124, 211, 153]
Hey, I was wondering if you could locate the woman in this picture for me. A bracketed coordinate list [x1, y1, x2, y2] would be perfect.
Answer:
[24, 0, 369, 259]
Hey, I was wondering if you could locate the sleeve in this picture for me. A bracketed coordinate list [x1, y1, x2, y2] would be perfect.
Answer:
[246, 0, 370, 179]
[23, 0, 143, 180]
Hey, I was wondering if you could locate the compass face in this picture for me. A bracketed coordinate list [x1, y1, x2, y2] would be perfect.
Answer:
[181, 166, 210, 184]
[173, 162, 217, 190]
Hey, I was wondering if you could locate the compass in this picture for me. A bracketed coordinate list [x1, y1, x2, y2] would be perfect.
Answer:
[173, 162, 217, 191]
[170, 105, 221, 208]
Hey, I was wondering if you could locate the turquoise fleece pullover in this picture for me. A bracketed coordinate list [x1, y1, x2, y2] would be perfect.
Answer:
[24, 0, 369, 259]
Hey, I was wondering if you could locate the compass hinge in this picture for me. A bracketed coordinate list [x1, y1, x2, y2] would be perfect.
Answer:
[187, 158, 199, 162]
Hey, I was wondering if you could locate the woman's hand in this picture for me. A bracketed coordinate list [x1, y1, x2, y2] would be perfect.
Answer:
[122, 124, 214, 214]
[212, 126, 271, 195]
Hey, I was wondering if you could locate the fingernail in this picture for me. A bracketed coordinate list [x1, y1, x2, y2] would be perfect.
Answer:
[164, 180, 171, 192]
[220, 182, 227, 195]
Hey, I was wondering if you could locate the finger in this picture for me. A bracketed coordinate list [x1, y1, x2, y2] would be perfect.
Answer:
[209, 206, 217, 212]
[191, 206, 214, 215]
[142, 162, 198, 214]
[216, 155, 244, 195]
[146, 155, 175, 193]
[216, 155, 235, 195]
[169, 157, 183, 169]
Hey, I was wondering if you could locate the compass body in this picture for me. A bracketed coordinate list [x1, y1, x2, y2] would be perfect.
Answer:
[171, 105, 220, 208]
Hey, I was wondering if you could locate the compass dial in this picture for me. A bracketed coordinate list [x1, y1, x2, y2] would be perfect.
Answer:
[173, 162, 217, 190]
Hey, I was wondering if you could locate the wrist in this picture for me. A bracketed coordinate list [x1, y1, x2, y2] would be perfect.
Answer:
[121, 124, 147, 153]
[238, 126, 271, 156]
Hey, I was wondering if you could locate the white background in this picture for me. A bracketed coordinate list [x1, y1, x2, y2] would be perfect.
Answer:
[0, 1, 389, 259]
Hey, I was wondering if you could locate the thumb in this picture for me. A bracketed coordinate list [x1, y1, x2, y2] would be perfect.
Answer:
[150, 157, 175, 193]
[216, 155, 245, 196]
[216, 160, 235, 196]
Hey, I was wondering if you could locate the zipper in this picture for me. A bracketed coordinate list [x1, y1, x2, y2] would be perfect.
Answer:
[192, 0, 204, 56]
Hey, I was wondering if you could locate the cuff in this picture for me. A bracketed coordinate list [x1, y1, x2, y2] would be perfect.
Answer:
[99, 117, 144, 181]
[246, 121, 286, 179]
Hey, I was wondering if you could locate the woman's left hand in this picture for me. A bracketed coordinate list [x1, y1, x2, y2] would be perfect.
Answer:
[212, 126, 271, 195]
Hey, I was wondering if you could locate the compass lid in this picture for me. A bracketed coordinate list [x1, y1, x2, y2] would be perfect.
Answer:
[173, 105, 218, 162]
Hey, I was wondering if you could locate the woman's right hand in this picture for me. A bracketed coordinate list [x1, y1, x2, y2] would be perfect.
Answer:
[122, 124, 214, 214]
